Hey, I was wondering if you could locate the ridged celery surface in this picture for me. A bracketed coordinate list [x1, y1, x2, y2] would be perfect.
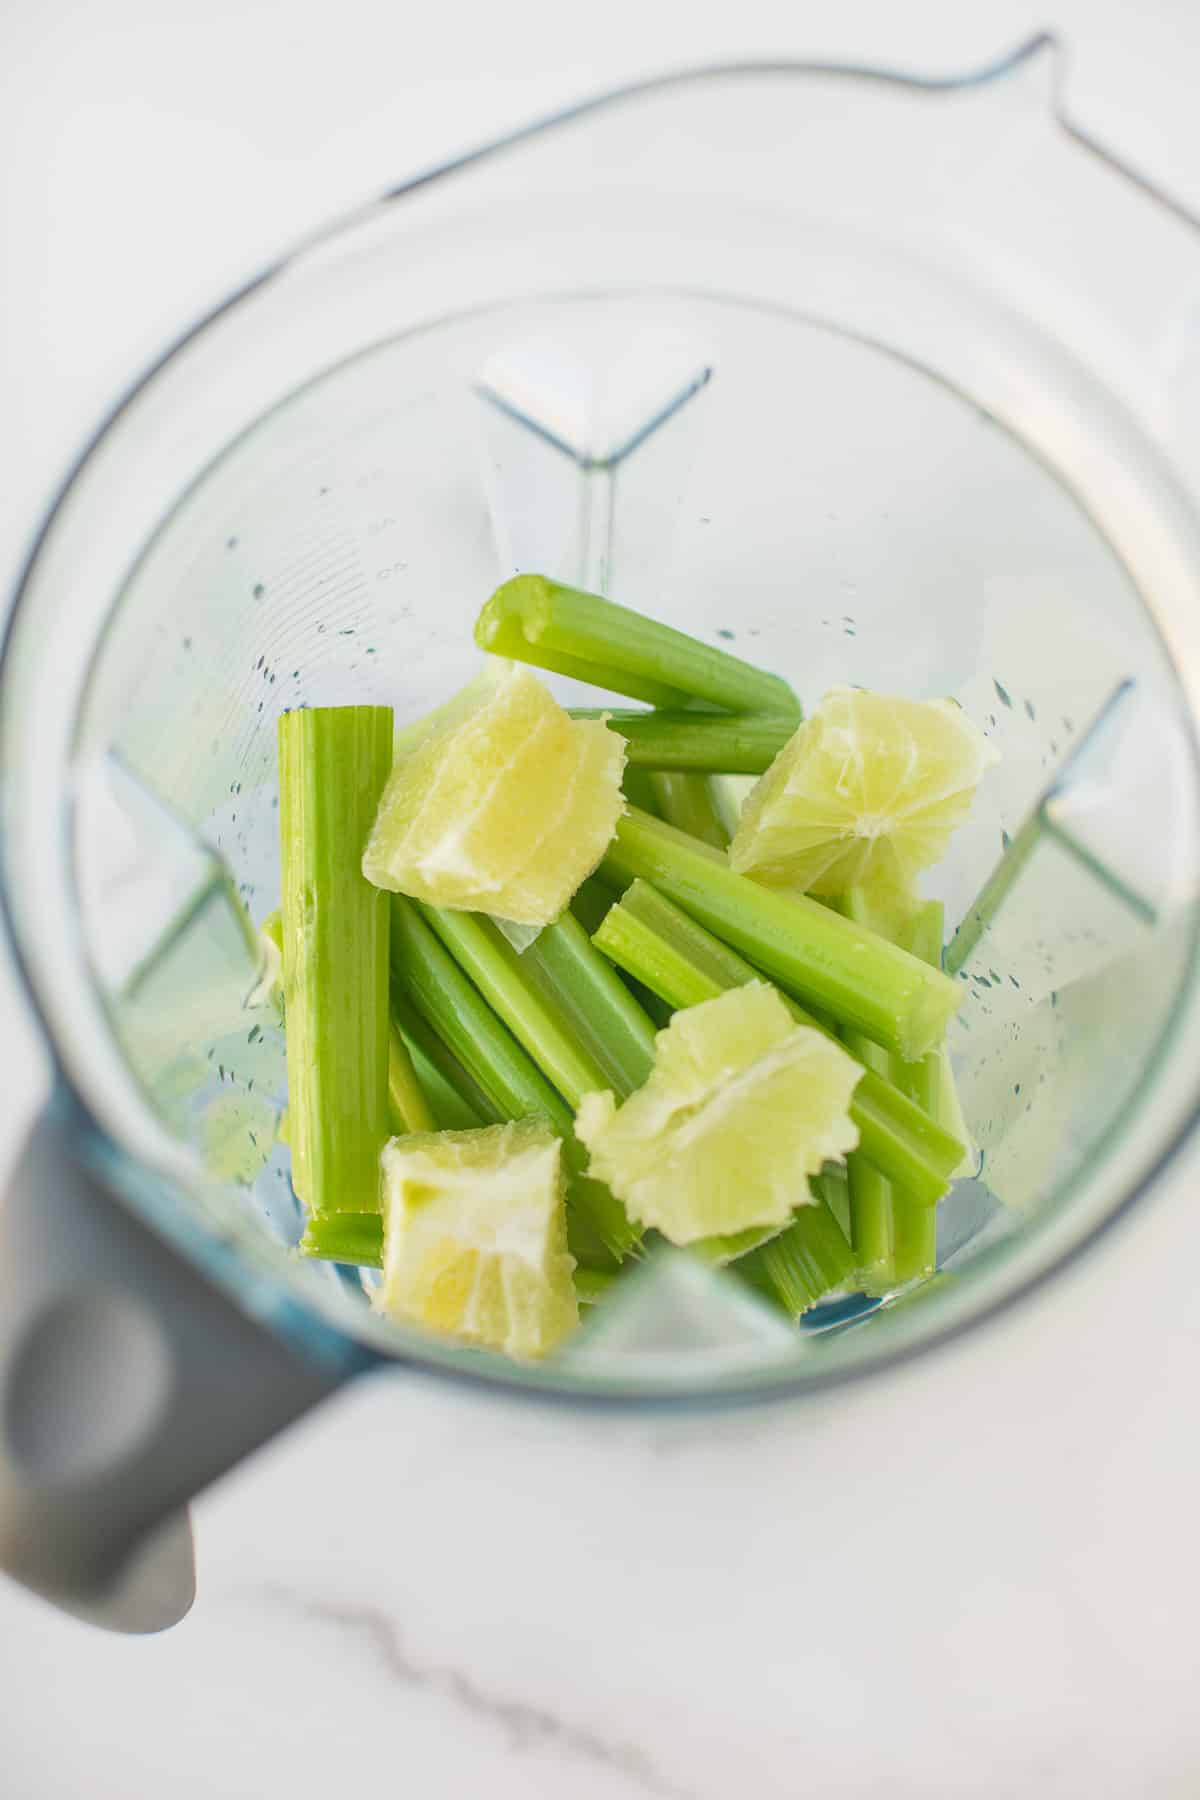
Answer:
[420, 905, 657, 1103]
[648, 772, 730, 848]
[600, 809, 962, 1060]
[278, 705, 392, 1216]
[570, 709, 794, 774]
[592, 880, 962, 1205]
[390, 896, 637, 1261]
[477, 574, 799, 715]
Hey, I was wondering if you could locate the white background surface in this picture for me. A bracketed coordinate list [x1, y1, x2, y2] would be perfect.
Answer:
[3, 3, 1200, 1795]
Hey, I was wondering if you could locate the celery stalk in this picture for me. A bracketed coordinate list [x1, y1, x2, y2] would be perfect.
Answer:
[392, 994, 498, 1129]
[600, 809, 961, 1060]
[391, 897, 569, 1128]
[570, 874, 622, 937]
[737, 1201, 855, 1320]
[890, 902, 944, 1285]
[843, 1031, 896, 1292]
[571, 709, 794, 774]
[420, 906, 655, 1103]
[278, 705, 392, 1216]
[621, 765, 663, 818]
[421, 906, 614, 1107]
[300, 1213, 383, 1267]
[592, 880, 963, 1204]
[522, 911, 657, 1095]
[391, 896, 637, 1260]
[387, 1026, 435, 1134]
[648, 772, 730, 848]
[477, 575, 800, 715]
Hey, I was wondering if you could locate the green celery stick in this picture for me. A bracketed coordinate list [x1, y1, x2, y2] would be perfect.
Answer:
[387, 1025, 435, 1134]
[391, 897, 637, 1260]
[521, 911, 657, 1095]
[420, 906, 655, 1104]
[422, 906, 612, 1106]
[571, 873, 621, 936]
[890, 902, 945, 1285]
[621, 765, 663, 818]
[737, 1201, 856, 1320]
[278, 705, 392, 1215]
[477, 574, 800, 715]
[392, 897, 570, 1127]
[300, 1213, 383, 1267]
[592, 880, 962, 1205]
[570, 709, 794, 774]
[843, 1031, 896, 1293]
[648, 771, 730, 848]
[599, 808, 961, 1060]
[571, 877, 674, 1029]
[813, 1163, 851, 1242]
[392, 994, 498, 1129]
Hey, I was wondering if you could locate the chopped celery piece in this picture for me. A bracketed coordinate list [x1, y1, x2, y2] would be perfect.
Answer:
[521, 911, 657, 1095]
[592, 879, 963, 1204]
[708, 774, 757, 840]
[648, 771, 730, 848]
[840, 891, 946, 1291]
[477, 574, 800, 715]
[571, 877, 674, 1028]
[570, 873, 622, 937]
[738, 1201, 856, 1320]
[421, 906, 655, 1103]
[392, 995, 498, 1129]
[278, 705, 392, 1216]
[376, 1121, 578, 1358]
[571, 709, 795, 774]
[363, 661, 625, 928]
[621, 765, 663, 819]
[392, 897, 571, 1129]
[422, 906, 614, 1107]
[300, 1212, 383, 1267]
[576, 986, 861, 1244]
[843, 1031, 896, 1293]
[600, 808, 961, 1060]
[391, 896, 637, 1261]
[890, 901, 944, 1285]
[387, 1025, 435, 1134]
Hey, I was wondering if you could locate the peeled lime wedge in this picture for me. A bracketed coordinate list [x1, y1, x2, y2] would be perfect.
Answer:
[374, 1120, 579, 1358]
[363, 661, 626, 927]
[730, 687, 996, 897]
[575, 984, 861, 1244]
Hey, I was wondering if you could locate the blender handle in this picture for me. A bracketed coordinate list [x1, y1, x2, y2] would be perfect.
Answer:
[0, 1104, 347, 1633]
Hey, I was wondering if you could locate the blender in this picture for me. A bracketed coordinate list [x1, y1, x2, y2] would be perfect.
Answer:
[2, 35, 1199, 1631]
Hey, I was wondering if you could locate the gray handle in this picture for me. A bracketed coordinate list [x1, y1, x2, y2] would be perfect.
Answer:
[0, 1107, 348, 1632]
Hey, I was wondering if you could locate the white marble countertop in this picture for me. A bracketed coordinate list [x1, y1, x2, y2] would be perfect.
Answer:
[3, 3, 1200, 1795]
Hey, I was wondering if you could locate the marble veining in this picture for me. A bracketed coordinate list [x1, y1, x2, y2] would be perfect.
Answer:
[261, 1584, 694, 1800]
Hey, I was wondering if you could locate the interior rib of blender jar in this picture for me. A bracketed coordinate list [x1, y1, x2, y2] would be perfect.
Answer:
[70, 284, 1200, 1389]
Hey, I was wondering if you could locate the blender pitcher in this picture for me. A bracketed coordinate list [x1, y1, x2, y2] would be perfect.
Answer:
[4, 35, 1200, 1632]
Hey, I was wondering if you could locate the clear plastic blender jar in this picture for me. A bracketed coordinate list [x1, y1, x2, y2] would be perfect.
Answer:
[3, 37, 1200, 1629]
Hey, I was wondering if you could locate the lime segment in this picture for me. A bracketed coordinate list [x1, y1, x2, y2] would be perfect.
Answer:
[730, 686, 996, 897]
[375, 1120, 579, 1358]
[576, 984, 862, 1244]
[363, 662, 626, 926]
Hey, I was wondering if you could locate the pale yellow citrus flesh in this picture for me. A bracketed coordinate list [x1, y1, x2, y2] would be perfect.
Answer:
[575, 984, 861, 1244]
[362, 661, 626, 926]
[374, 1120, 579, 1358]
[730, 686, 997, 897]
